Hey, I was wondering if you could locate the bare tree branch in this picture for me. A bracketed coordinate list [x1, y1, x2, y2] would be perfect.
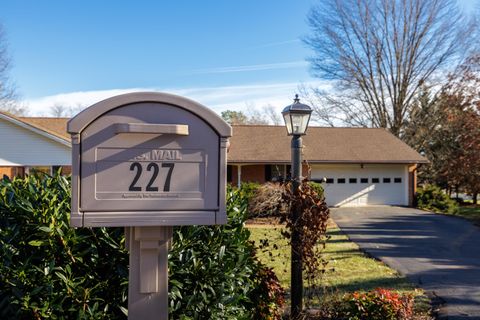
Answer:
[0, 23, 21, 115]
[305, 0, 477, 136]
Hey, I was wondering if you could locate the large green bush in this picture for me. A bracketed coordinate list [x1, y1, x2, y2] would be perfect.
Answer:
[0, 174, 283, 319]
[415, 184, 459, 214]
[237, 182, 261, 202]
[0, 173, 129, 319]
[169, 187, 284, 319]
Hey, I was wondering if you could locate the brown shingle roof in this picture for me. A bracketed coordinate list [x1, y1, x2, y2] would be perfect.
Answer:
[5, 114, 426, 164]
[228, 125, 427, 164]
[19, 117, 70, 140]
[0, 111, 69, 143]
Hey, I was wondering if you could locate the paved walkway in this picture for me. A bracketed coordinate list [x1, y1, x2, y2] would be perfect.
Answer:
[331, 206, 480, 320]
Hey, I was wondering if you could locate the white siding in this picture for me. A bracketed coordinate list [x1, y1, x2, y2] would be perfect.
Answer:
[311, 164, 409, 207]
[0, 118, 71, 166]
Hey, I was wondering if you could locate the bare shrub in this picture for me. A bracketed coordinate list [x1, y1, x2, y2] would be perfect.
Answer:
[248, 182, 288, 218]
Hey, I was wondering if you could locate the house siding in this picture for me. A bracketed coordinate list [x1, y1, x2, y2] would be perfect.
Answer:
[0, 117, 70, 166]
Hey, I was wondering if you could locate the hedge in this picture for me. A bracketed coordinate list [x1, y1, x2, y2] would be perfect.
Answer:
[0, 173, 283, 319]
[415, 184, 459, 214]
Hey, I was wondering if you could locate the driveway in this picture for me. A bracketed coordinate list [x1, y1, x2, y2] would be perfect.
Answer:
[331, 206, 480, 320]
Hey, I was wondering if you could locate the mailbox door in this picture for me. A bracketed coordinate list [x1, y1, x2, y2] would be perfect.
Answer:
[79, 102, 220, 214]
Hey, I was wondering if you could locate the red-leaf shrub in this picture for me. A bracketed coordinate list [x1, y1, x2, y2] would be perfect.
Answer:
[344, 288, 414, 320]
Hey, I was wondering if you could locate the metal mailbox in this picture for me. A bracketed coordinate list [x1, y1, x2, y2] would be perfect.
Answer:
[68, 92, 232, 227]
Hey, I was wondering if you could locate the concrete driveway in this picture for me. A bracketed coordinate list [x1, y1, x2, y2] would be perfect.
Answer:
[331, 206, 480, 320]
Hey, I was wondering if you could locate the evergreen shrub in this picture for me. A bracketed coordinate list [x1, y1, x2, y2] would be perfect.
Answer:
[237, 182, 261, 202]
[0, 173, 128, 319]
[0, 174, 284, 319]
[415, 184, 459, 214]
[169, 186, 284, 319]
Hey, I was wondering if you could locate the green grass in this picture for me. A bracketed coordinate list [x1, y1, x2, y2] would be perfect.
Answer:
[436, 203, 480, 225]
[457, 205, 480, 223]
[248, 224, 431, 315]
[248, 225, 291, 287]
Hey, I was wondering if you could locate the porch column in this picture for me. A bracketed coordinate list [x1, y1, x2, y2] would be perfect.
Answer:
[237, 165, 242, 188]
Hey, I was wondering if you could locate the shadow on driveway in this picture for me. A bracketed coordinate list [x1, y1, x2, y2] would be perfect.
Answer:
[332, 206, 480, 319]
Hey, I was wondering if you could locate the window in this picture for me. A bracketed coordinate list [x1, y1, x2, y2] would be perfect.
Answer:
[326, 178, 334, 184]
[265, 165, 286, 182]
[337, 178, 346, 184]
[394, 177, 402, 183]
[372, 178, 380, 183]
[349, 178, 357, 183]
[383, 178, 391, 183]
[360, 178, 369, 183]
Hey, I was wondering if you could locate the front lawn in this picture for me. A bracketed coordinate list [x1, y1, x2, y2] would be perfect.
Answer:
[436, 203, 480, 225]
[457, 205, 480, 224]
[248, 221, 433, 318]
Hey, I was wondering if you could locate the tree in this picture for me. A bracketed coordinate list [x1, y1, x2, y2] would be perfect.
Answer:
[411, 55, 480, 203]
[221, 110, 249, 125]
[305, 0, 476, 136]
[221, 106, 281, 125]
[48, 103, 86, 117]
[262, 104, 282, 125]
[0, 23, 21, 115]
[438, 56, 480, 203]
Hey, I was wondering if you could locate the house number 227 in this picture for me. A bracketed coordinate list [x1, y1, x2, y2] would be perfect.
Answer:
[128, 162, 175, 192]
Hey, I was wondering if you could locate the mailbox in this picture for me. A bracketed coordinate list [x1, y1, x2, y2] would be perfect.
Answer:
[68, 92, 232, 227]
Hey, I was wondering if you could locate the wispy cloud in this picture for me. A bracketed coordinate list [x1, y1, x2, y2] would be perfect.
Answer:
[24, 88, 151, 116]
[24, 80, 330, 119]
[192, 60, 308, 74]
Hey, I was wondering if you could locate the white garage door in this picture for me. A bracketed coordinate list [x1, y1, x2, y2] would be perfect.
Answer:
[310, 164, 408, 207]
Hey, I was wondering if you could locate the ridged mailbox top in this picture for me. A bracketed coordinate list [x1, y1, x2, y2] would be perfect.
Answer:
[67, 92, 232, 137]
[68, 92, 232, 227]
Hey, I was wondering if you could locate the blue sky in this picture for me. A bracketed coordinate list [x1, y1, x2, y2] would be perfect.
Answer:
[0, 0, 477, 116]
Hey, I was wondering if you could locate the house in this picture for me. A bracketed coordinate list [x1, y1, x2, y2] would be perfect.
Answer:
[227, 125, 427, 207]
[0, 112, 427, 207]
[0, 112, 71, 177]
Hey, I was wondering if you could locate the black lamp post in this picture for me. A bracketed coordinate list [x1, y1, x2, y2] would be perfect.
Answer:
[282, 94, 312, 318]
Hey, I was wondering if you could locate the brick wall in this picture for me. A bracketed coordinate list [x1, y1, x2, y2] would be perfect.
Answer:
[59, 166, 72, 175]
[0, 166, 25, 179]
[229, 163, 311, 186]
[0, 166, 72, 179]
[230, 164, 266, 185]
[408, 164, 418, 207]
[0, 167, 14, 179]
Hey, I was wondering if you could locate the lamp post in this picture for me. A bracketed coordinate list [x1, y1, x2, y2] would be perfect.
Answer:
[282, 94, 312, 318]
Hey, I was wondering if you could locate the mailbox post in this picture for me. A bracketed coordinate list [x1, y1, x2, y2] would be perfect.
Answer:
[68, 92, 232, 320]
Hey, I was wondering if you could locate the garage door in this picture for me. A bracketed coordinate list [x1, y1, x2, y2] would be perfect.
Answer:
[310, 164, 408, 207]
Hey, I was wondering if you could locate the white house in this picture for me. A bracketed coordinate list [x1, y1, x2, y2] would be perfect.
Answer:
[0, 112, 71, 177]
